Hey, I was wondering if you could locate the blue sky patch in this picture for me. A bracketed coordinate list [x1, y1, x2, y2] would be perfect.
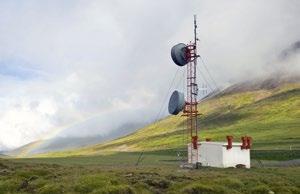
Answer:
[0, 60, 42, 80]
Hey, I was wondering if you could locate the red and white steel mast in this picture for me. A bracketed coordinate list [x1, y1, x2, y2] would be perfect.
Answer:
[183, 15, 199, 163]
[169, 15, 200, 164]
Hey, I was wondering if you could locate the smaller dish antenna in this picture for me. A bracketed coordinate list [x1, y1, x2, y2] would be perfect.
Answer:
[168, 90, 185, 115]
[171, 43, 189, 66]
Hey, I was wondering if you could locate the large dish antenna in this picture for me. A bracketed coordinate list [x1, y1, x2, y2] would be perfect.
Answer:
[168, 90, 185, 115]
[171, 43, 190, 66]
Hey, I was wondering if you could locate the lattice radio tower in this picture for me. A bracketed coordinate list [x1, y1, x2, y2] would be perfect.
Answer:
[168, 15, 200, 164]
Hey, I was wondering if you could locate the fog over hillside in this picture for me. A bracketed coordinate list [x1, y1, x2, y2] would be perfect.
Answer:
[6, 121, 148, 155]
[0, 0, 299, 150]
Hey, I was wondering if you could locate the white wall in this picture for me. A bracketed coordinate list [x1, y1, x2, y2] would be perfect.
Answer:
[188, 142, 251, 168]
[198, 143, 223, 167]
[222, 146, 250, 168]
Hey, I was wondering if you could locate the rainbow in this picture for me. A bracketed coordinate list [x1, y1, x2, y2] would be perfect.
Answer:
[17, 113, 105, 157]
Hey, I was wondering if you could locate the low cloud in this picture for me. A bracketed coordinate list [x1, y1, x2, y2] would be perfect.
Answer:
[279, 41, 300, 61]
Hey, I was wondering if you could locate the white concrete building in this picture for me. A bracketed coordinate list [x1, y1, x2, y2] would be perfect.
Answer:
[188, 141, 250, 168]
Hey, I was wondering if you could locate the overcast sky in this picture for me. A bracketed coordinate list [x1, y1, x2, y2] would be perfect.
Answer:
[0, 0, 299, 149]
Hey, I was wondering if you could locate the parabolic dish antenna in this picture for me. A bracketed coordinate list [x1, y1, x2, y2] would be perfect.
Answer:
[171, 43, 189, 66]
[168, 90, 185, 115]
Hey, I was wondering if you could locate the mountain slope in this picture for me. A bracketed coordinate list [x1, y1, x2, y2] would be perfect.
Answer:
[39, 79, 300, 157]
[5, 137, 106, 157]
[6, 121, 148, 157]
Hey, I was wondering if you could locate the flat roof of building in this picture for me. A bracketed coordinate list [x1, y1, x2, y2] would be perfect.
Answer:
[198, 141, 242, 146]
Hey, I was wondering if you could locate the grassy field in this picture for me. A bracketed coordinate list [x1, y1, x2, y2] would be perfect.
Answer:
[36, 83, 300, 157]
[1, 151, 300, 194]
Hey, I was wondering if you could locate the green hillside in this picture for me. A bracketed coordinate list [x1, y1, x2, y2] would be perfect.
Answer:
[5, 80, 300, 194]
[39, 81, 300, 157]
